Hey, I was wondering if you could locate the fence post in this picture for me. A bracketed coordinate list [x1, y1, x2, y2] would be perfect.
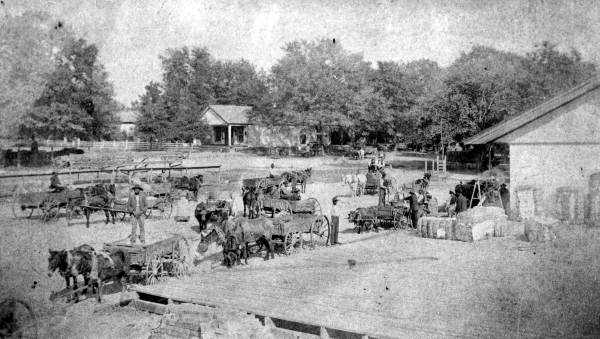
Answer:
[77, 138, 80, 148]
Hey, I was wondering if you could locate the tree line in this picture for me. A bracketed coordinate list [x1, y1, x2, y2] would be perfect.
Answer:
[138, 38, 596, 148]
[2, 12, 596, 150]
[1, 12, 119, 141]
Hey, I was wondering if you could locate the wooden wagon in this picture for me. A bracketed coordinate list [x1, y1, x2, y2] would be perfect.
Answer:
[12, 188, 85, 222]
[271, 214, 330, 255]
[348, 201, 409, 233]
[364, 172, 381, 195]
[103, 235, 191, 285]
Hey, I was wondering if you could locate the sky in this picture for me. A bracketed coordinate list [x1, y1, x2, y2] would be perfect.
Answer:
[3, 0, 600, 105]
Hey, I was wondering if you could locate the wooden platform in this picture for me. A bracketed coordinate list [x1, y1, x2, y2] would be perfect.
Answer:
[132, 232, 559, 339]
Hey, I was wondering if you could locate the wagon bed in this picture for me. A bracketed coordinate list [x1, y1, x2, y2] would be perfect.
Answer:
[270, 212, 330, 255]
[103, 235, 190, 284]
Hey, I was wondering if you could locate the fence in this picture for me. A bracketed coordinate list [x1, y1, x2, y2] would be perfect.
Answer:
[0, 139, 244, 153]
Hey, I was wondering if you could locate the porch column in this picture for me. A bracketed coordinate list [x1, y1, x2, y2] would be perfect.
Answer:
[227, 124, 232, 147]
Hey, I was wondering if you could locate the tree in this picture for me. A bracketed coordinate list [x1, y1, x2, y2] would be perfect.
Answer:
[369, 59, 442, 143]
[525, 41, 597, 104]
[269, 38, 390, 141]
[136, 47, 268, 142]
[0, 11, 73, 137]
[21, 38, 119, 139]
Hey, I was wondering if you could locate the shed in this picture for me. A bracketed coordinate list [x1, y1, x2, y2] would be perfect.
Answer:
[200, 105, 252, 146]
[465, 75, 600, 224]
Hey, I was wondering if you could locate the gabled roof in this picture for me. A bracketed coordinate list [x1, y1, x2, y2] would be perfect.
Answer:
[203, 105, 252, 125]
[116, 109, 139, 123]
[465, 75, 600, 144]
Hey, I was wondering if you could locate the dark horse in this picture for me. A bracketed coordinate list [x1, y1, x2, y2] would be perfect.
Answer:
[82, 184, 116, 228]
[173, 174, 203, 200]
[93, 249, 129, 302]
[198, 217, 275, 267]
[242, 187, 260, 219]
[48, 245, 128, 302]
[194, 200, 232, 231]
[281, 168, 312, 193]
[47, 244, 94, 301]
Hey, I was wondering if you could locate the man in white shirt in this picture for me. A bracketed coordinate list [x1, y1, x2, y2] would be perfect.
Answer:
[330, 197, 340, 245]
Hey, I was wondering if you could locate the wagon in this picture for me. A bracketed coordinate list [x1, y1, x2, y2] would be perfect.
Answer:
[348, 202, 409, 233]
[144, 182, 175, 219]
[12, 188, 85, 222]
[242, 176, 285, 194]
[271, 213, 330, 255]
[103, 235, 191, 285]
[364, 172, 381, 195]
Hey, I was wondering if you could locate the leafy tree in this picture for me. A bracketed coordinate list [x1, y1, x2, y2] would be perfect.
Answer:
[21, 38, 119, 139]
[0, 11, 72, 138]
[136, 47, 269, 142]
[268, 38, 391, 143]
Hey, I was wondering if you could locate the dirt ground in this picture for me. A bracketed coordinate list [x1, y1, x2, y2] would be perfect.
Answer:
[1, 152, 599, 338]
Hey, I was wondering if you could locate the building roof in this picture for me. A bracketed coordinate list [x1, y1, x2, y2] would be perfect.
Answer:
[204, 105, 252, 125]
[116, 109, 139, 124]
[464, 75, 600, 145]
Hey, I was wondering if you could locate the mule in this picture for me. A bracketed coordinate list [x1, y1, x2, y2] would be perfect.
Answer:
[47, 246, 94, 301]
[195, 201, 231, 231]
[242, 187, 260, 219]
[174, 175, 203, 199]
[92, 249, 129, 303]
[281, 168, 312, 193]
[82, 184, 116, 228]
[223, 217, 275, 263]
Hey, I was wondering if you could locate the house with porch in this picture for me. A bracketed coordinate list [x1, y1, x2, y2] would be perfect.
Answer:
[200, 105, 252, 146]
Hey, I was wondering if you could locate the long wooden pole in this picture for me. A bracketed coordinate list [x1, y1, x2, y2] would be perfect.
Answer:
[0, 165, 222, 179]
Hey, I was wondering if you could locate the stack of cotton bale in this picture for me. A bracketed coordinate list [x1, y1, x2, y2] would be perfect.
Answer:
[417, 217, 456, 240]
[454, 206, 508, 242]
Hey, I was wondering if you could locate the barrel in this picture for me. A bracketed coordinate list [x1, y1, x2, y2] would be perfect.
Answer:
[586, 190, 600, 227]
[556, 187, 584, 224]
[589, 172, 600, 190]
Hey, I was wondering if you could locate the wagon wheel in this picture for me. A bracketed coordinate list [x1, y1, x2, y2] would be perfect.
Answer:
[305, 197, 321, 215]
[11, 192, 39, 219]
[310, 215, 330, 247]
[392, 211, 402, 230]
[283, 232, 301, 255]
[0, 298, 38, 339]
[41, 197, 60, 222]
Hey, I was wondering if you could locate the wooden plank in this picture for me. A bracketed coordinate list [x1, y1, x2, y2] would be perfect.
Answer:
[130, 299, 169, 314]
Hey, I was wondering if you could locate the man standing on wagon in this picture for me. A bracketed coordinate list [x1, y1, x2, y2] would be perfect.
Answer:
[127, 184, 148, 244]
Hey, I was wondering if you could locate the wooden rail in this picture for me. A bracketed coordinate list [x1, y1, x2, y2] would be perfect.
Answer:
[0, 165, 221, 179]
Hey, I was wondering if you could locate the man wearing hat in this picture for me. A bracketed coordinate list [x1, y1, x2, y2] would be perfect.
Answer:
[455, 190, 469, 214]
[378, 172, 390, 207]
[49, 172, 64, 192]
[127, 184, 148, 244]
[404, 189, 420, 229]
[330, 196, 340, 245]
